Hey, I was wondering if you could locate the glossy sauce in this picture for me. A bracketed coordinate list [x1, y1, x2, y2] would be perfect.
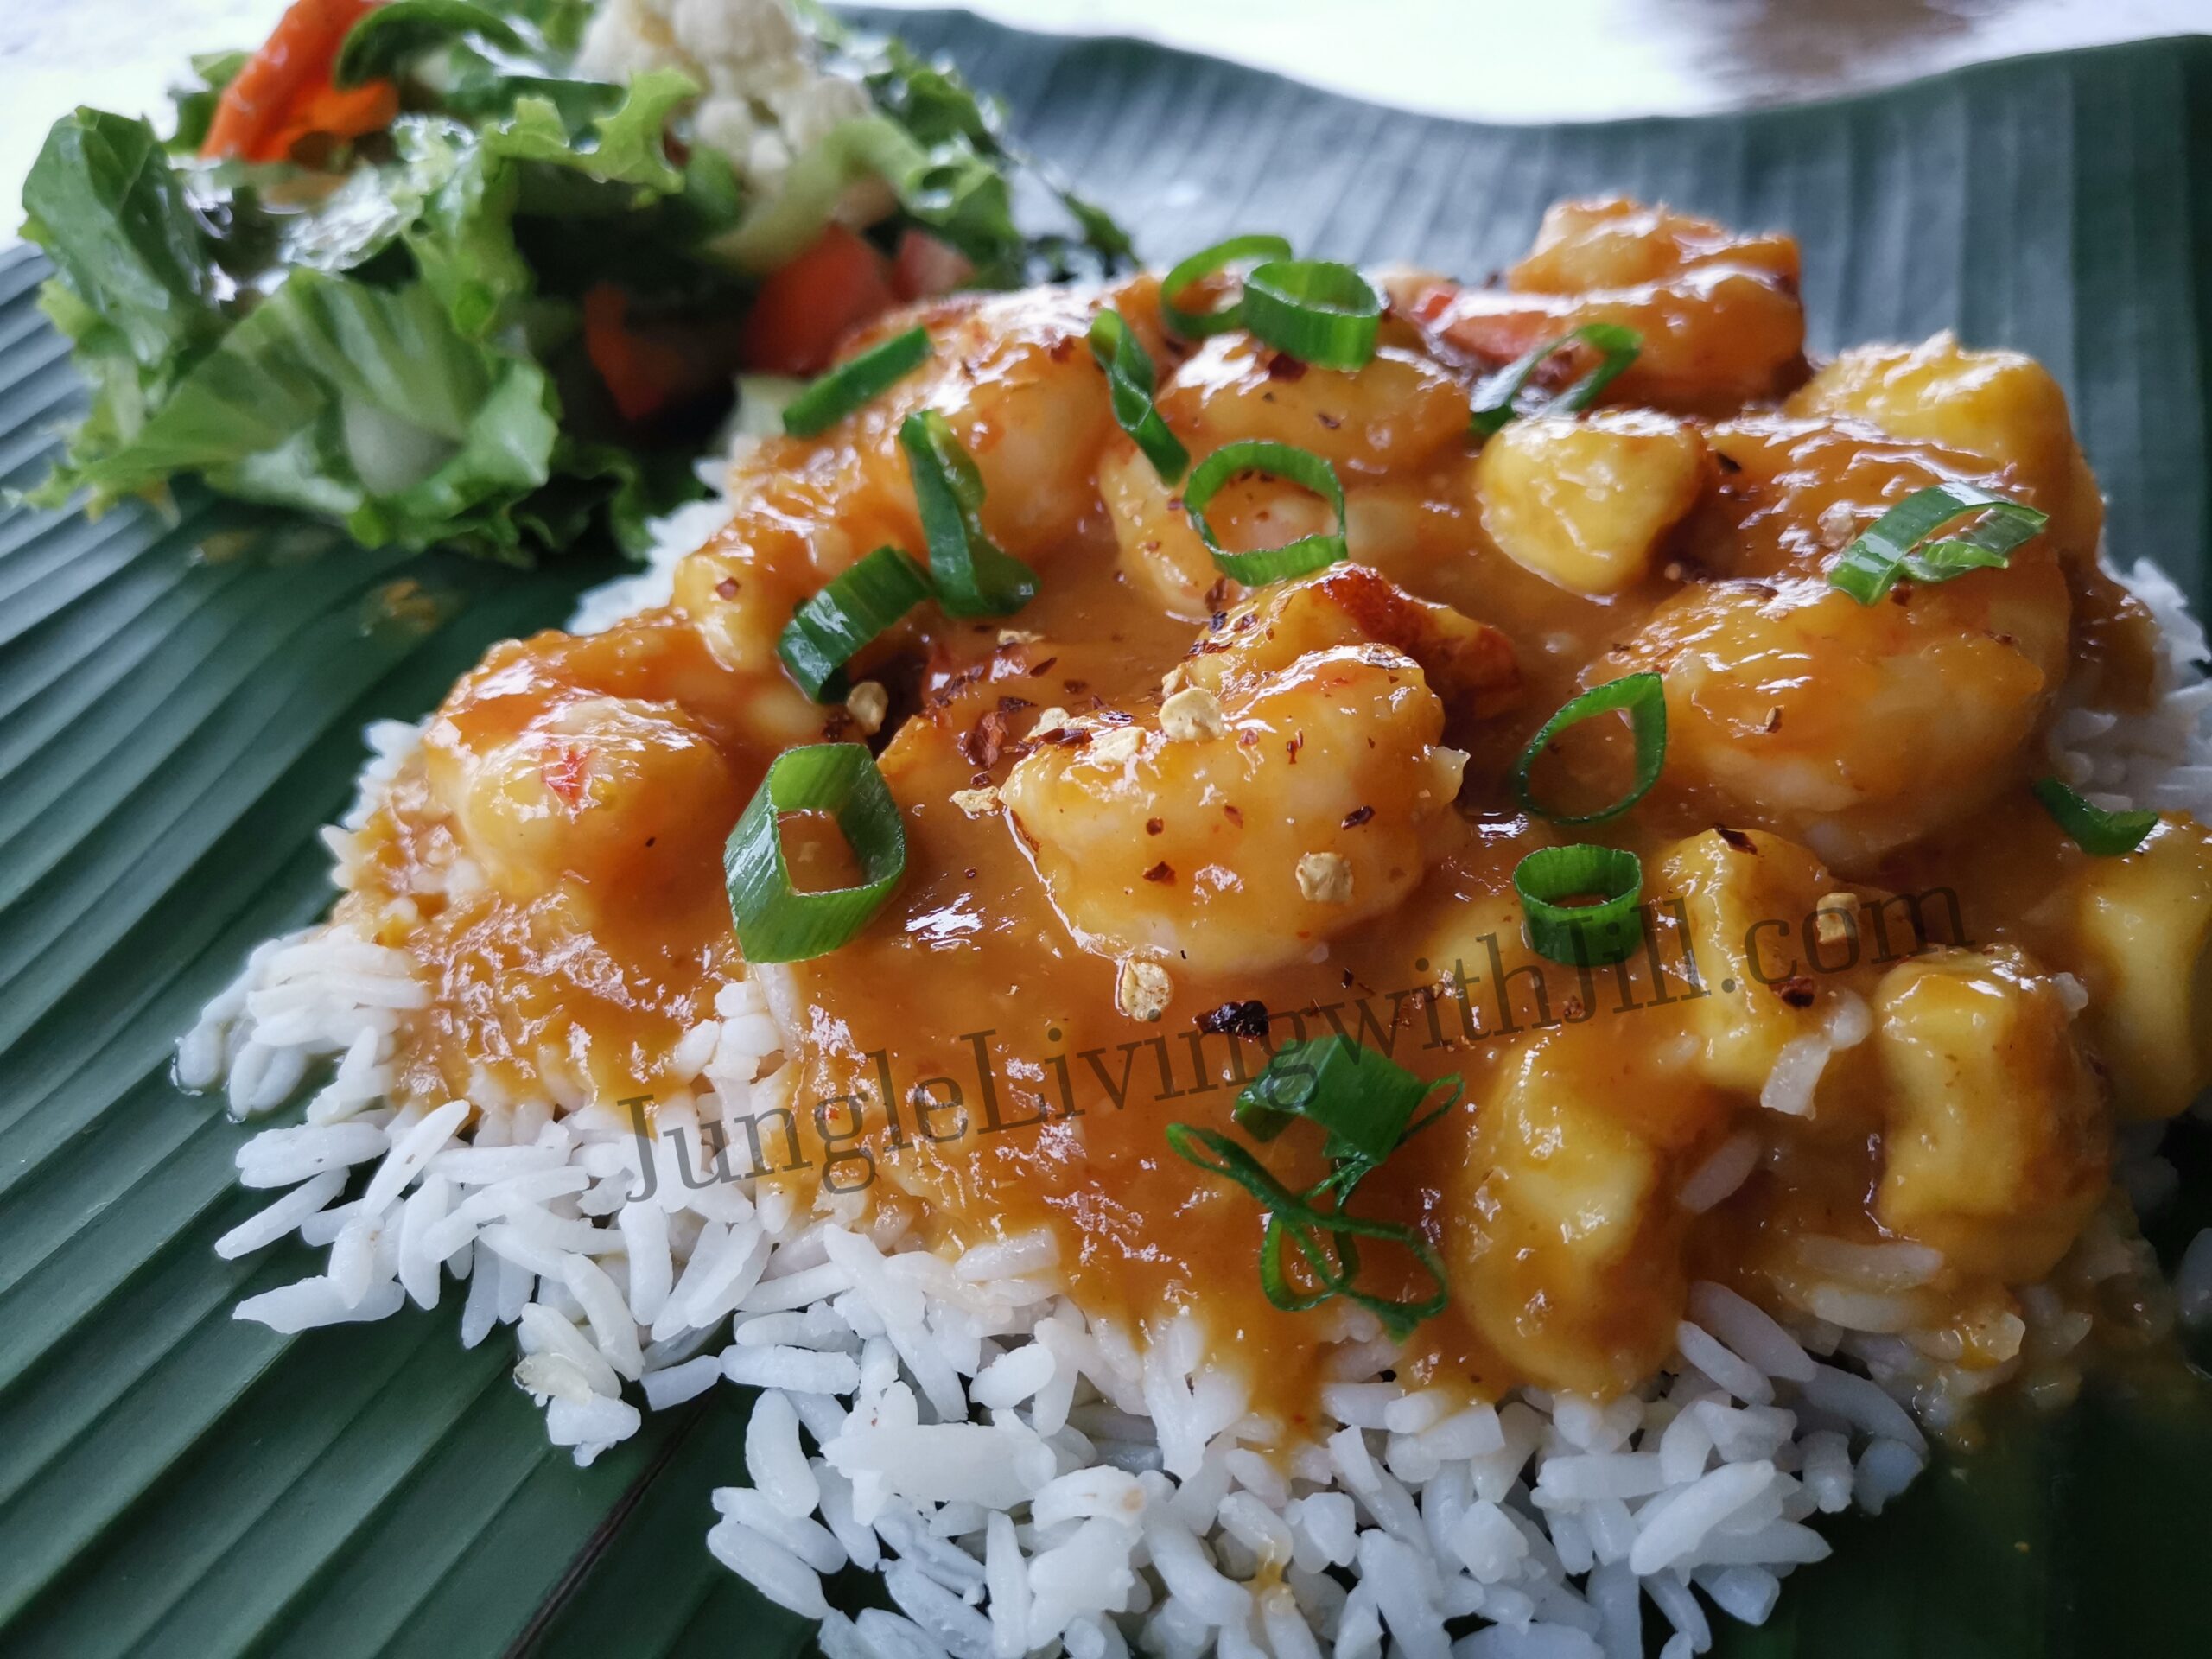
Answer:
[339, 198, 2209, 1419]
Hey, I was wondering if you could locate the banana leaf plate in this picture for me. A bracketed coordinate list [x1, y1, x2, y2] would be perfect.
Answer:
[2, 9, 2210, 1655]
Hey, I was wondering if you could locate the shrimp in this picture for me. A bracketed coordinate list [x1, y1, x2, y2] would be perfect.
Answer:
[1610, 564, 2069, 870]
[422, 627, 750, 913]
[1389, 196, 1806, 412]
[676, 278, 1129, 670]
[1580, 410, 2076, 869]
[1000, 643, 1468, 978]
[1105, 330, 1471, 619]
[1156, 333, 1471, 476]
[1173, 563, 1521, 730]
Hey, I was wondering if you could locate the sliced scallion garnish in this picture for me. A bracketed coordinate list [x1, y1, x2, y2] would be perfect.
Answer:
[724, 744, 906, 963]
[1233, 1036, 1459, 1173]
[2031, 777, 2158, 856]
[777, 546, 933, 702]
[1160, 233, 1294, 340]
[1469, 321, 1643, 437]
[1172, 1037, 1460, 1340]
[1182, 439, 1348, 584]
[1088, 309, 1189, 485]
[781, 326, 933, 438]
[1511, 672, 1668, 824]
[1827, 481, 2050, 605]
[1513, 843, 1645, 966]
[1240, 259, 1382, 371]
[779, 327, 933, 435]
[899, 410, 1039, 617]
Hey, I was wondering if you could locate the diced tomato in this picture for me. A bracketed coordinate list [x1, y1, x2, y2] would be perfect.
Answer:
[739, 225, 900, 377]
[202, 0, 397, 165]
[583, 283, 697, 424]
[892, 229, 975, 302]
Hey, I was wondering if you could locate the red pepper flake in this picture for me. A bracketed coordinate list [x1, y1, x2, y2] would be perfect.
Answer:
[1063, 678, 1089, 695]
[1342, 804, 1374, 828]
[714, 576, 741, 600]
[1146, 817, 1165, 835]
[1776, 975, 1817, 1009]
[958, 709, 1011, 770]
[1266, 352, 1308, 382]
[1027, 656, 1059, 677]
[1716, 826, 1758, 854]
[1223, 804, 1244, 825]
[1287, 730, 1306, 763]
[542, 742, 590, 806]
[925, 663, 988, 710]
[1238, 729, 1261, 748]
[1143, 861, 1175, 883]
[998, 695, 1034, 713]
[1316, 411, 1343, 430]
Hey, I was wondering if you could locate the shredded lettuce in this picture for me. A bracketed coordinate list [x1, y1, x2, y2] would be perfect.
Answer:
[19, 0, 1131, 564]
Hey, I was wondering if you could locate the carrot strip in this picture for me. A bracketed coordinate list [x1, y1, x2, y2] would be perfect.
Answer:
[202, 0, 396, 164]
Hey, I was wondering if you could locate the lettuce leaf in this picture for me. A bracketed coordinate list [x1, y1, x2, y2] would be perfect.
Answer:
[486, 67, 696, 196]
[21, 70, 714, 552]
[21, 109, 221, 372]
[53, 269, 560, 559]
[18, 1, 1132, 565]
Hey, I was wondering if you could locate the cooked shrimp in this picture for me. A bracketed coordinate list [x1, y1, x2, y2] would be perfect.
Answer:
[1390, 196, 1806, 411]
[1105, 328, 1472, 618]
[1592, 416, 2075, 869]
[1157, 333, 1471, 476]
[1609, 564, 2069, 869]
[1000, 644, 1468, 977]
[423, 683, 744, 912]
[1174, 563, 1520, 728]
[677, 280, 1129, 677]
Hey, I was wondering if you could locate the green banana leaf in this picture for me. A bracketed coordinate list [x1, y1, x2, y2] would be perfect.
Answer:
[3, 10, 2211, 1654]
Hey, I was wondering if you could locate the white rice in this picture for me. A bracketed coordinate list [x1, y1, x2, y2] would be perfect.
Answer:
[179, 518, 2212, 1652]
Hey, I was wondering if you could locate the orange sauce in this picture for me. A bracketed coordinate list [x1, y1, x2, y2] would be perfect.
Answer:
[334, 201, 2202, 1418]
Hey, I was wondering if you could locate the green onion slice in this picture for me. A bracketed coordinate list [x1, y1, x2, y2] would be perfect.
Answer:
[1513, 843, 1645, 966]
[1232, 1036, 1459, 1169]
[1165, 1122, 1450, 1342]
[1160, 233, 1294, 339]
[1182, 439, 1348, 584]
[2031, 777, 2158, 856]
[899, 410, 1039, 617]
[1240, 259, 1382, 371]
[724, 744, 906, 963]
[1087, 309, 1189, 485]
[1510, 671, 1668, 824]
[777, 546, 932, 702]
[1469, 321, 1643, 437]
[782, 327, 932, 438]
[1827, 481, 2050, 605]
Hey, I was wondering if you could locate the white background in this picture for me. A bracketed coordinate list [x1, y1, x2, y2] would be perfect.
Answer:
[2, 0, 2204, 225]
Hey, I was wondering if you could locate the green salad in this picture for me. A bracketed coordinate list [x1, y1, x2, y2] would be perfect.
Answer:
[18, 0, 1131, 563]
